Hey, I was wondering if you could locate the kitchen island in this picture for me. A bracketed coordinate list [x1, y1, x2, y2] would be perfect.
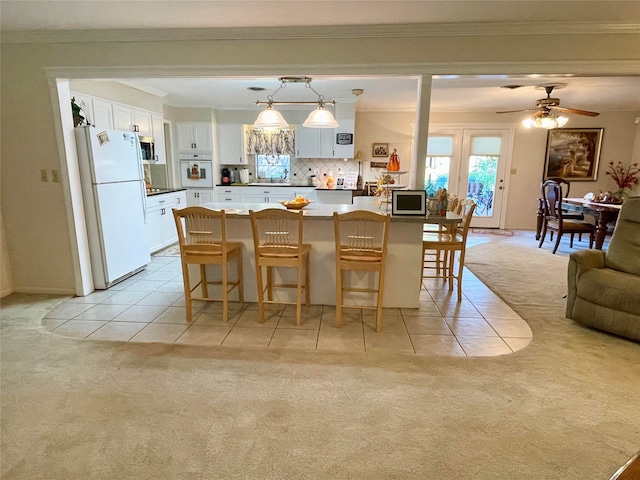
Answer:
[195, 198, 460, 308]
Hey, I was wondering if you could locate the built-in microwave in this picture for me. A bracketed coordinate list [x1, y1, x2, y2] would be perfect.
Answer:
[138, 136, 155, 162]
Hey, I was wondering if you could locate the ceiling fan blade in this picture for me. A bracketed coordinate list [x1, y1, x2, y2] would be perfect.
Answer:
[496, 108, 538, 114]
[552, 106, 600, 117]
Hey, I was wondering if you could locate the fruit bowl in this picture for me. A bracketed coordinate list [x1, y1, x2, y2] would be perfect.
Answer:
[279, 199, 312, 210]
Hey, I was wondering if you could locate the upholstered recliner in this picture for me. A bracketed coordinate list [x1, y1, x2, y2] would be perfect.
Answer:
[566, 196, 640, 341]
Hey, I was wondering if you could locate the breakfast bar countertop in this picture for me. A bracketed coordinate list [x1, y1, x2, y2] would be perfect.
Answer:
[146, 187, 187, 196]
[200, 198, 461, 224]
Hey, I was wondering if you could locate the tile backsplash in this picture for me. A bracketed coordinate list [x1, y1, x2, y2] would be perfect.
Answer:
[221, 157, 360, 186]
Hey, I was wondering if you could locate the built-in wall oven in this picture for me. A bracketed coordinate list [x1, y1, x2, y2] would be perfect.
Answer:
[180, 153, 213, 188]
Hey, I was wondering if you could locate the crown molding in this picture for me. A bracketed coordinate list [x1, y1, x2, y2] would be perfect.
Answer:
[44, 60, 640, 81]
[115, 80, 168, 97]
[3, 21, 639, 44]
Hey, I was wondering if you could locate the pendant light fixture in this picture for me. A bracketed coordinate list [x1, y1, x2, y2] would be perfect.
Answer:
[253, 77, 339, 129]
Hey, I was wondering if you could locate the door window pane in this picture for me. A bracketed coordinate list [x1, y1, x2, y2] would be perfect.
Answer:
[426, 135, 453, 196]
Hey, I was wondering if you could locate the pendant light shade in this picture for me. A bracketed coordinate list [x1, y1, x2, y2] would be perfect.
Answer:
[303, 103, 339, 128]
[253, 103, 289, 129]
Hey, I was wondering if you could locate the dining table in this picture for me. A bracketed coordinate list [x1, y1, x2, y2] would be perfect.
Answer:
[536, 197, 622, 250]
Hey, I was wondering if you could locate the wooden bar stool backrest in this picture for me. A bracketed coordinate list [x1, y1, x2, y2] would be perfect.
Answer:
[172, 206, 243, 322]
[333, 210, 390, 332]
[249, 208, 310, 326]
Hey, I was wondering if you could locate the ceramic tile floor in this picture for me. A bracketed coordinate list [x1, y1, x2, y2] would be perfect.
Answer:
[42, 233, 533, 357]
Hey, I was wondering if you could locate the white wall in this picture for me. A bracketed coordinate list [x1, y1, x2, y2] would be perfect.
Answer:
[1, 25, 638, 293]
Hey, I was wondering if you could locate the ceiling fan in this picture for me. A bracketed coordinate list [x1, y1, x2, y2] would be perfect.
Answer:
[497, 83, 599, 129]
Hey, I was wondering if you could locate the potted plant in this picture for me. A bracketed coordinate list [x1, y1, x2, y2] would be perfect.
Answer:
[71, 97, 86, 127]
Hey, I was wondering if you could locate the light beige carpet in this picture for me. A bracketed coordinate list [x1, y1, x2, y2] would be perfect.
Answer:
[1, 237, 639, 479]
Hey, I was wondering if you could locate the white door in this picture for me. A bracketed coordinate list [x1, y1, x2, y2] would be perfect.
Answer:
[426, 128, 513, 228]
[458, 130, 511, 228]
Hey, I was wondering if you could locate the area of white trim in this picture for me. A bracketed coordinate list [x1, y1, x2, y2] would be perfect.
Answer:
[115, 80, 169, 98]
[3, 22, 639, 44]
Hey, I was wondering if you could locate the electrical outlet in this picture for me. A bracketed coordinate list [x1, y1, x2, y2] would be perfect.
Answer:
[40, 169, 48, 182]
[51, 169, 60, 182]
[510, 168, 517, 175]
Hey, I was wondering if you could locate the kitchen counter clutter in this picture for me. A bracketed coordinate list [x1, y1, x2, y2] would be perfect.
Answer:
[146, 188, 187, 196]
[191, 198, 461, 307]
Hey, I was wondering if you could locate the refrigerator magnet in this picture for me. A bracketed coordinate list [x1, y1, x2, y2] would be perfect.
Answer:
[97, 131, 110, 146]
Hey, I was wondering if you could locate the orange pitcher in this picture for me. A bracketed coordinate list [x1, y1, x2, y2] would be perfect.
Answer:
[387, 148, 400, 171]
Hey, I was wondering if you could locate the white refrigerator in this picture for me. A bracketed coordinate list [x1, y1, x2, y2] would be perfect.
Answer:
[75, 126, 150, 289]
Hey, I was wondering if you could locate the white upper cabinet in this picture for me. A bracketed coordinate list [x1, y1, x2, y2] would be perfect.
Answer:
[178, 123, 213, 152]
[70, 92, 94, 126]
[217, 124, 247, 164]
[152, 114, 166, 164]
[295, 126, 334, 158]
[333, 119, 355, 159]
[112, 104, 135, 131]
[92, 98, 113, 130]
[133, 110, 153, 136]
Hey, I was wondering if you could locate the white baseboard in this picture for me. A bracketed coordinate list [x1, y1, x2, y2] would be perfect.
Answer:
[13, 287, 75, 296]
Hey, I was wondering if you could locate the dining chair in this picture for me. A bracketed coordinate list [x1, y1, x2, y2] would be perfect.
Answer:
[423, 194, 461, 278]
[333, 210, 390, 332]
[249, 208, 311, 326]
[421, 199, 476, 302]
[172, 207, 244, 322]
[538, 180, 595, 254]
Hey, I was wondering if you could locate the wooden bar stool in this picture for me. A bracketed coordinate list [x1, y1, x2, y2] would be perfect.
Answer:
[333, 210, 390, 332]
[172, 207, 243, 322]
[249, 208, 311, 326]
[421, 200, 476, 302]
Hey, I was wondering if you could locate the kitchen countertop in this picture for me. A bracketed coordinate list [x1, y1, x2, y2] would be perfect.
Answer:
[216, 183, 315, 187]
[146, 188, 187, 197]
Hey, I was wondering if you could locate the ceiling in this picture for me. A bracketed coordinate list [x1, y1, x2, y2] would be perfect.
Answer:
[3, 1, 640, 114]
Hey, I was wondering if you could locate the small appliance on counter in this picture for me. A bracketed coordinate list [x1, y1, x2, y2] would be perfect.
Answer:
[221, 167, 231, 185]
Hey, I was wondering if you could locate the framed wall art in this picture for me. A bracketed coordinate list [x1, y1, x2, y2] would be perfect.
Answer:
[543, 128, 603, 181]
[372, 143, 389, 157]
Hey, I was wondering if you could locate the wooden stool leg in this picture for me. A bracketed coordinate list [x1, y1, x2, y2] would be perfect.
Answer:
[335, 267, 343, 329]
[237, 254, 244, 303]
[266, 266, 273, 301]
[456, 250, 465, 302]
[375, 270, 385, 333]
[304, 254, 310, 306]
[448, 250, 455, 291]
[222, 259, 228, 322]
[182, 262, 193, 322]
[256, 263, 266, 324]
[200, 264, 208, 298]
[296, 260, 303, 327]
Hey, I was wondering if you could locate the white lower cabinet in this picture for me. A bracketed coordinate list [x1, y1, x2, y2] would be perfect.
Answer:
[215, 187, 242, 203]
[146, 191, 187, 253]
[186, 189, 214, 206]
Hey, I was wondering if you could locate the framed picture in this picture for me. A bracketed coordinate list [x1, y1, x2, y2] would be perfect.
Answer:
[372, 143, 389, 157]
[370, 161, 388, 169]
[544, 128, 603, 181]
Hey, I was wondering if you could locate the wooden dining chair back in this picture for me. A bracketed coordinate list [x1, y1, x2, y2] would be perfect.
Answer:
[421, 200, 476, 302]
[333, 210, 390, 332]
[546, 177, 585, 221]
[172, 207, 243, 322]
[538, 180, 595, 254]
[249, 208, 311, 326]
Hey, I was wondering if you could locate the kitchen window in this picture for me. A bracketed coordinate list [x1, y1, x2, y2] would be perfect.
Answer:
[256, 155, 290, 182]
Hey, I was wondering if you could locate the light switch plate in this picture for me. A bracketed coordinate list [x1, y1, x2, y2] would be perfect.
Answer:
[40, 169, 48, 182]
[51, 169, 60, 182]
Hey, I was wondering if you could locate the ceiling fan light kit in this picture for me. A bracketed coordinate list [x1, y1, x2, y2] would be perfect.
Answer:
[253, 77, 339, 130]
[497, 83, 599, 130]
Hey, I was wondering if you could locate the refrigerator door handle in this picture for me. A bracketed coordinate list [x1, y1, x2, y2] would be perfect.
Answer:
[135, 136, 148, 223]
